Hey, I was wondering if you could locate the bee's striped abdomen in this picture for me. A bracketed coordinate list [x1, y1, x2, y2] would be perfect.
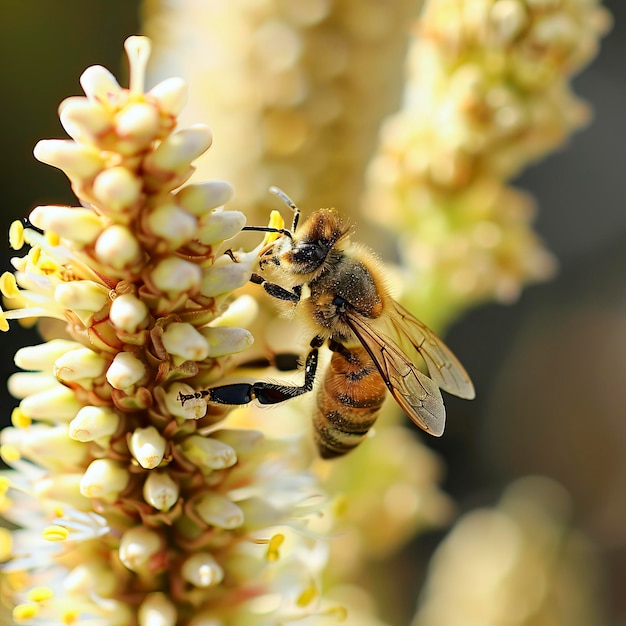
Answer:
[313, 346, 386, 458]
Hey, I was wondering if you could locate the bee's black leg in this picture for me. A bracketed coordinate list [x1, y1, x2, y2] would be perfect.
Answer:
[180, 338, 322, 408]
[239, 352, 302, 372]
[250, 273, 302, 303]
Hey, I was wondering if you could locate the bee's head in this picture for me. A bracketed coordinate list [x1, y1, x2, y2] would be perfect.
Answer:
[275, 209, 350, 275]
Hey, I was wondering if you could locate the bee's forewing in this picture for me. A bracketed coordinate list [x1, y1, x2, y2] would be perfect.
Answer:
[344, 313, 447, 436]
[381, 300, 475, 400]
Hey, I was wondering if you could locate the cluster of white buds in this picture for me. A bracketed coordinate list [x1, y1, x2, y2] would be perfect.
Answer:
[0, 36, 336, 625]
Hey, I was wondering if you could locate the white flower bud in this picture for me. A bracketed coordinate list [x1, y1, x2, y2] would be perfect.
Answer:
[92, 167, 143, 213]
[28, 206, 104, 244]
[119, 526, 163, 573]
[165, 383, 208, 421]
[211, 429, 264, 456]
[143, 125, 212, 177]
[20, 385, 82, 422]
[80, 459, 129, 499]
[138, 592, 177, 626]
[161, 322, 210, 361]
[195, 493, 244, 529]
[109, 293, 149, 333]
[200, 262, 250, 298]
[54, 281, 109, 313]
[199, 326, 253, 358]
[489, 0, 528, 45]
[147, 202, 197, 249]
[94, 225, 141, 269]
[64, 563, 117, 597]
[115, 102, 160, 149]
[69, 406, 119, 442]
[7, 372, 58, 399]
[33, 140, 105, 180]
[129, 426, 166, 469]
[14, 339, 82, 371]
[151, 257, 202, 296]
[180, 435, 237, 471]
[176, 181, 234, 217]
[197, 211, 246, 245]
[148, 77, 188, 117]
[54, 348, 107, 382]
[143, 471, 179, 512]
[59, 96, 113, 143]
[80, 64, 122, 104]
[211, 295, 259, 329]
[181, 553, 224, 588]
[106, 352, 146, 390]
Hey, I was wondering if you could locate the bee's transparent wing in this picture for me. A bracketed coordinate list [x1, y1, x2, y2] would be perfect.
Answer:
[343, 312, 447, 436]
[380, 300, 475, 400]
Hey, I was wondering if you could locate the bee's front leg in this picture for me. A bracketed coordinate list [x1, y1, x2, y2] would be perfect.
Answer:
[250, 273, 302, 303]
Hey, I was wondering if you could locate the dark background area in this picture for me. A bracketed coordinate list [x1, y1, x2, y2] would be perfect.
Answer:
[1, 1, 625, 622]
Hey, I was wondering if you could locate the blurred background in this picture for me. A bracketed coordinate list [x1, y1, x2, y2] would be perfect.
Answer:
[1, 1, 625, 624]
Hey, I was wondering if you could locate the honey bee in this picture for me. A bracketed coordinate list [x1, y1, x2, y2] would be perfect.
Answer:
[180, 188, 475, 458]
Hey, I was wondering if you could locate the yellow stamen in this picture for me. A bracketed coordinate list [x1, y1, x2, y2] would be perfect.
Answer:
[11, 407, 31, 429]
[0, 272, 19, 298]
[27, 586, 54, 603]
[42, 525, 69, 542]
[262, 210, 286, 247]
[323, 606, 348, 621]
[296, 582, 317, 607]
[13, 603, 39, 621]
[265, 533, 285, 562]
[63, 610, 80, 625]
[45, 231, 61, 246]
[9, 220, 25, 250]
[0, 445, 21, 463]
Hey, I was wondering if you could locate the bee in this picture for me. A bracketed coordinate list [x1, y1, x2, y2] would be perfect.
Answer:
[180, 188, 475, 458]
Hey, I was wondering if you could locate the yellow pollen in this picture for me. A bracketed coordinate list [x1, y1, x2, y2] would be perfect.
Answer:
[0, 527, 13, 560]
[53, 506, 65, 518]
[63, 610, 80, 625]
[11, 407, 31, 429]
[262, 210, 286, 246]
[0, 476, 11, 494]
[43, 525, 69, 542]
[0, 445, 21, 463]
[266, 533, 285, 562]
[296, 583, 318, 607]
[30, 247, 41, 265]
[323, 606, 348, 621]
[0, 308, 8, 332]
[9, 221, 25, 250]
[27, 586, 54, 603]
[332, 494, 348, 519]
[0, 272, 19, 298]
[45, 231, 60, 246]
[38, 259, 59, 275]
[13, 603, 39, 621]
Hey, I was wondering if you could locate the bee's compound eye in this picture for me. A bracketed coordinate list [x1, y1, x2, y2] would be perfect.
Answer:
[292, 242, 327, 268]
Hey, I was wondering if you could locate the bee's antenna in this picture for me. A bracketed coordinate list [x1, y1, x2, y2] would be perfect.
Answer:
[269, 186, 301, 232]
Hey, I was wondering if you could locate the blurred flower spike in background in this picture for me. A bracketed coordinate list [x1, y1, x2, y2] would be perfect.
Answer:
[0, 36, 336, 625]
